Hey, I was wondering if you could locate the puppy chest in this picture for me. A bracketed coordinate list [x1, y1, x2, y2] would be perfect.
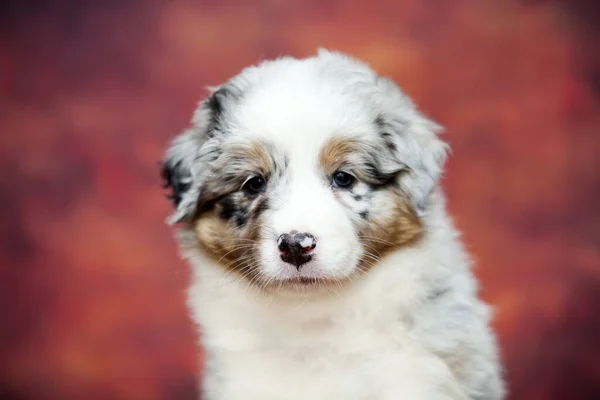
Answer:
[206, 346, 378, 400]
[203, 326, 411, 399]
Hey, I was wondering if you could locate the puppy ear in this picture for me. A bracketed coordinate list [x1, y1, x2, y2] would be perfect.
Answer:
[160, 86, 234, 224]
[376, 77, 449, 215]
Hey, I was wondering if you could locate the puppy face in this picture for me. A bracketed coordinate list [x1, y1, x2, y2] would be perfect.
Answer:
[162, 50, 447, 290]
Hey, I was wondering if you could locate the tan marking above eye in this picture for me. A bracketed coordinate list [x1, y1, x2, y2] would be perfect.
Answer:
[218, 141, 274, 179]
[319, 137, 361, 175]
[319, 137, 388, 185]
[241, 142, 273, 174]
[196, 140, 275, 208]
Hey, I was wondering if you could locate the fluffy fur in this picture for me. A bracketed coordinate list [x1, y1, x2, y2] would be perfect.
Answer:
[161, 49, 505, 400]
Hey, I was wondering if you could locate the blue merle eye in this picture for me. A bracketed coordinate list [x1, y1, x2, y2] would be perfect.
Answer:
[332, 171, 356, 189]
[242, 176, 266, 195]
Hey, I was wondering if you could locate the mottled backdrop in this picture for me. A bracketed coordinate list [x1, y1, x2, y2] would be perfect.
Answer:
[1, 0, 599, 399]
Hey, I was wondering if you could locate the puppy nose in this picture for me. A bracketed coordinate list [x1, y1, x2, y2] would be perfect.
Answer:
[277, 232, 316, 269]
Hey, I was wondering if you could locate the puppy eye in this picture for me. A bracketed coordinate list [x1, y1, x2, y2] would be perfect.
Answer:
[242, 176, 266, 195]
[332, 171, 356, 189]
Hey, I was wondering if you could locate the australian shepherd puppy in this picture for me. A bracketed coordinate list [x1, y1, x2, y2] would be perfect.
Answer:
[161, 50, 504, 400]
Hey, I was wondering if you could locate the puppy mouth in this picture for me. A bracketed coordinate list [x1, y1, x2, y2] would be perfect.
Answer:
[286, 277, 319, 285]
[278, 277, 338, 287]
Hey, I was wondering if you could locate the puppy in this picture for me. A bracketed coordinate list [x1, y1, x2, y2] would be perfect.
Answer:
[161, 49, 505, 400]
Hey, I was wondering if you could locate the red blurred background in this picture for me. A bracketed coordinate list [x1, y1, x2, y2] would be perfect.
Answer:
[1, 0, 599, 399]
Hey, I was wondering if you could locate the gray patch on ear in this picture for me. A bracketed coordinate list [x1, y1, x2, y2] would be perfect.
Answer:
[375, 77, 449, 215]
[161, 85, 239, 224]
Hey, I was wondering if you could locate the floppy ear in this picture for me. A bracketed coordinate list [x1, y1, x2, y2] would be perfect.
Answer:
[375, 77, 449, 215]
[160, 86, 235, 224]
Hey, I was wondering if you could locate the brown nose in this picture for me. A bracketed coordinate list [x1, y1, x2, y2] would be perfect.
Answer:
[277, 232, 316, 269]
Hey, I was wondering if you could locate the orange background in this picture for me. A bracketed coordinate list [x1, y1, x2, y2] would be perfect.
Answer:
[1, 0, 599, 399]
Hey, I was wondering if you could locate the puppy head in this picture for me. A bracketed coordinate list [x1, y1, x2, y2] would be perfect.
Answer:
[161, 50, 448, 290]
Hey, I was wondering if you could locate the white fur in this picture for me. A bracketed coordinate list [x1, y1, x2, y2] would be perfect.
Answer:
[168, 50, 505, 399]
